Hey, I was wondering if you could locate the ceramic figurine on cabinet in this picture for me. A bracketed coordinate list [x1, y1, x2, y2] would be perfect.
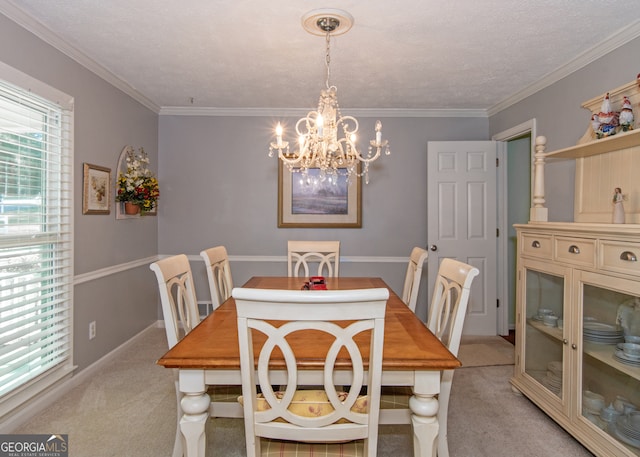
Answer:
[590, 114, 600, 136]
[613, 187, 625, 224]
[619, 95, 634, 131]
[596, 93, 619, 138]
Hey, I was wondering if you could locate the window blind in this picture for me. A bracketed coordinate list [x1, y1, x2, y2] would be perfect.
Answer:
[0, 76, 74, 416]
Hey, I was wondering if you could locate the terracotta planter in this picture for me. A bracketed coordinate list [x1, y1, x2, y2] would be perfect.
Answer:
[124, 202, 141, 215]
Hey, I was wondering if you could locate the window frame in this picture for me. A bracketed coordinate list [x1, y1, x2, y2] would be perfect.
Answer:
[0, 61, 75, 419]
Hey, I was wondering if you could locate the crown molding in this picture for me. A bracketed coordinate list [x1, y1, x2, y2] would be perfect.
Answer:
[0, 0, 161, 113]
[4, 0, 637, 119]
[487, 19, 640, 117]
[158, 106, 488, 118]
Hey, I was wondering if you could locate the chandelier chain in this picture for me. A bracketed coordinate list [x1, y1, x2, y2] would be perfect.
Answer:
[325, 32, 331, 90]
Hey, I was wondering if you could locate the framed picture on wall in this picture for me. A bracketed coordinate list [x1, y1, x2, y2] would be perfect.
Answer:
[278, 161, 361, 228]
[82, 163, 111, 215]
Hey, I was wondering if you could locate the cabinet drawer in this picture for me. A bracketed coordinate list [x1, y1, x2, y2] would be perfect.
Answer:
[599, 240, 640, 277]
[521, 233, 552, 259]
[554, 236, 596, 267]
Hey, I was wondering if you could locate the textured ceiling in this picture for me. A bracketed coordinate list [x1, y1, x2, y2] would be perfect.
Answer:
[2, 0, 640, 113]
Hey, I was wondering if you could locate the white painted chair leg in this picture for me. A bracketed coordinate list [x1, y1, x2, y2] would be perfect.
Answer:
[437, 371, 454, 457]
[173, 378, 184, 457]
[172, 423, 183, 457]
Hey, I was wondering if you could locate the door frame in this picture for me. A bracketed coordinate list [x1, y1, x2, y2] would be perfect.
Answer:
[492, 118, 537, 335]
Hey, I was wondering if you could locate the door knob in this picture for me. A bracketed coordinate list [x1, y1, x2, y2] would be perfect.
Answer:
[429, 245, 438, 251]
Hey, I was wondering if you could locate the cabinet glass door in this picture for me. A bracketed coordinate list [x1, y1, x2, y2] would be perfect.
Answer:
[524, 267, 565, 400]
[580, 274, 640, 455]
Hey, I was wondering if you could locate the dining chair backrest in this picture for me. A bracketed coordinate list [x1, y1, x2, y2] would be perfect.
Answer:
[401, 247, 429, 312]
[200, 245, 234, 312]
[426, 257, 479, 457]
[150, 254, 201, 349]
[426, 258, 480, 357]
[287, 240, 340, 277]
[150, 254, 202, 457]
[233, 287, 388, 457]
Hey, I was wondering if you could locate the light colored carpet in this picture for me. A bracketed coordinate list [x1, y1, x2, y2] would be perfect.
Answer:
[12, 328, 594, 456]
[457, 336, 515, 368]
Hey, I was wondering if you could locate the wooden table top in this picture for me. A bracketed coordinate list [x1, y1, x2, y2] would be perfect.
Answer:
[157, 276, 461, 372]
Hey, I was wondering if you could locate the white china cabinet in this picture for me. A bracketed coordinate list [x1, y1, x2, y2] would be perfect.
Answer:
[511, 79, 640, 456]
[513, 223, 640, 456]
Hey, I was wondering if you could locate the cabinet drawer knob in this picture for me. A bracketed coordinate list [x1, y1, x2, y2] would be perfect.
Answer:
[571, 343, 577, 350]
[563, 339, 568, 345]
[531, 240, 541, 248]
[620, 251, 638, 262]
[568, 245, 580, 254]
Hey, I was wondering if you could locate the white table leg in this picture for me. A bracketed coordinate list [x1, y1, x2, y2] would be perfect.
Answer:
[410, 372, 440, 457]
[179, 370, 210, 457]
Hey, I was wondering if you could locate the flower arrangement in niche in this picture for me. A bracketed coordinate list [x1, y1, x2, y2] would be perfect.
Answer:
[116, 147, 159, 213]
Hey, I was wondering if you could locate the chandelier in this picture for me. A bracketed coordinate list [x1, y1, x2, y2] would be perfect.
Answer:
[268, 9, 390, 184]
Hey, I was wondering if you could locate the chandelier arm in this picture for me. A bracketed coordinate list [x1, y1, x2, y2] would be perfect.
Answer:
[337, 115, 359, 135]
[295, 113, 319, 136]
[355, 149, 383, 163]
[338, 137, 382, 164]
[278, 151, 304, 166]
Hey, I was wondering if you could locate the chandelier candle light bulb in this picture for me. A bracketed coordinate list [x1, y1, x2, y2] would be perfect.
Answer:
[268, 8, 390, 184]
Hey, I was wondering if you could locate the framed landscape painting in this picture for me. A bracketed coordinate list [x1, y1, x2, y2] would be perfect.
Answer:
[278, 162, 361, 228]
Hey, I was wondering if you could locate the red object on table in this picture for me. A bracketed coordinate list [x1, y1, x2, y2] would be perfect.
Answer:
[302, 276, 327, 290]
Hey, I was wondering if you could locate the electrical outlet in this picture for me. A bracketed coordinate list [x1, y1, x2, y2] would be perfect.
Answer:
[89, 321, 96, 340]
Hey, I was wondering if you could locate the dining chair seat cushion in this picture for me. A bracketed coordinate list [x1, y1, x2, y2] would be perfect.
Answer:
[259, 438, 363, 456]
[208, 385, 243, 402]
[238, 390, 368, 423]
[380, 386, 412, 409]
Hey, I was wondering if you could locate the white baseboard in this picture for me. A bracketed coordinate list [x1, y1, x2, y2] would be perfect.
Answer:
[0, 322, 161, 433]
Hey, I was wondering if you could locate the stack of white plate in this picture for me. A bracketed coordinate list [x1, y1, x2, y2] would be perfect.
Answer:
[614, 343, 640, 366]
[541, 360, 562, 395]
[583, 322, 624, 344]
[610, 412, 640, 449]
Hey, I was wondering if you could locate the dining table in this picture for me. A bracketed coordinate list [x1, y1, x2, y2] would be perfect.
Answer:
[156, 276, 461, 457]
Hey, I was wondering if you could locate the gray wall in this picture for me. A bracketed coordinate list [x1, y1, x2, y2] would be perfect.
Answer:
[158, 115, 488, 311]
[3, 9, 639, 377]
[489, 36, 640, 222]
[1, 14, 160, 371]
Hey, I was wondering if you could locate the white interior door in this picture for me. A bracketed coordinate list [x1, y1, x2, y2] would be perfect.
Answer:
[427, 141, 497, 335]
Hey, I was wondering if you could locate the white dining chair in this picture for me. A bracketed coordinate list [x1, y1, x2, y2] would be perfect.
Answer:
[150, 254, 242, 457]
[380, 258, 479, 457]
[287, 240, 340, 277]
[200, 245, 234, 314]
[233, 287, 388, 457]
[401, 246, 429, 312]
